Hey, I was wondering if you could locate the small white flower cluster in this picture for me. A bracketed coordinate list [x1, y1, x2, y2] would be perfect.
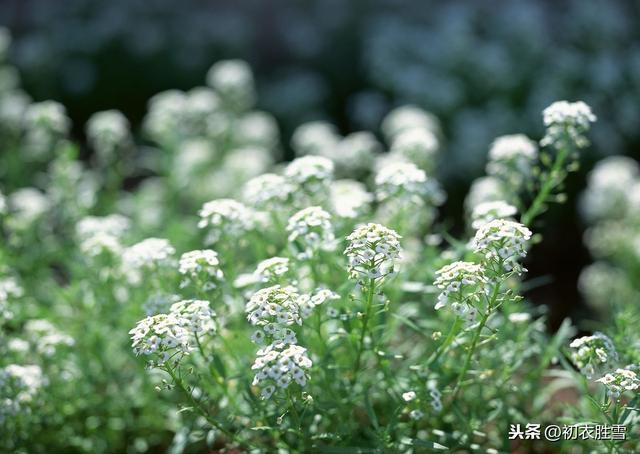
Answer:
[198, 199, 256, 245]
[286, 206, 335, 259]
[206, 59, 255, 112]
[470, 201, 518, 230]
[375, 162, 444, 207]
[486, 134, 538, 189]
[246, 285, 302, 330]
[388, 128, 439, 174]
[569, 332, 619, 379]
[0, 276, 22, 322]
[596, 367, 640, 399]
[76, 214, 131, 257]
[23, 101, 71, 158]
[330, 180, 373, 219]
[242, 173, 294, 211]
[254, 257, 290, 283]
[23, 319, 75, 357]
[250, 344, 312, 399]
[471, 219, 532, 274]
[580, 156, 640, 223]
[130, 300, 216, 366]
[7, 188, 50, 226]
[427, 379, 443, 413]
[122, 238, 176, 283]
[86, 109, 131, 160]
[246, 285, 322, 399]
[345, 223, 402, 281]
[381, 105, 440, 143]
[0, 364, 46, 422]
[291, 121, 340, 157]
[434, 261, 487, 321]
[284, 155, 334, 205]
[297, 288, 339, 318]
[541, 100, 596, 149]
[178, 249, 224, 291]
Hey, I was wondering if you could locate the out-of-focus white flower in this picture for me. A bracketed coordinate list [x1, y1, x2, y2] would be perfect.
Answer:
[251, 344, 312, 396]
[206, 59, 255, 111]
[331, 131, 381, 177]
[7, 188, 50, 225]
[381, 105, 440, 142]
[375, 161, 445, 206]
[23, 101, 70, 158]
[291, 121, 340, 157]
[330, 179, 373, 219]
[580, 156, 639, 223]
[197, 199, 256, 245]
[86, 109, 131, 160]
[243, 173, 295, 211]
[465, 176, 507, 214]
[122, 238, 175, 283]
[284, 155, 334, 205]
[76, 214, 131, 240]
[233, 111, 279, 149]
[486, 134, 538, 188]
[389, 128, 439, 173]
[470, 201, 518, 229]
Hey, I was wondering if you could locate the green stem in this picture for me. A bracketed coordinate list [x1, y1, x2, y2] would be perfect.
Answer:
[448, 285, 500, 403]
[287, 390, 302, 432]
[521, 147, 569, 226]
[352, 277, 376, 384]
[427, 316, 461, 368]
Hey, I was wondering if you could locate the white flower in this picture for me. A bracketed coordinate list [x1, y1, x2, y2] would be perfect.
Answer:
[23, 101, 70, 157]
[486, 134, 538, 188]
[8, 188, 50, 224]
[332, 132, 381, 177]
[409, 409, 424, 420]
[434, 261, 486, 312]
[0, 364, 46, 402]
[569, 332, 618, 379]
[197, 199, 256, 244]
[389, 128, 439, 173]
[596, 367, 640, 399]
[129, 313, 193, 365]
[76, 214, 131, 240]
[169, 299, 217, 335]
[86, 109, 130, 159]
[375, 161, 444, 206]
[330, 180, 373, 219]
[122, 238, 175, 273]
[402, 391, 417, 402]
[381, 105, 440, 142]
[580, 156, 639, 223]
[471, 220, 532, 274]
[246, 285, 303, 329]
[178, 250, 224, 289]
[298, 288, 339, 318]
[464, 176, 507, 214]
[251, 344, 312, 395]
[242, 173, 294, 210]
[284, 156, 334, 204]
[286, 206, 335, 259]
[345, 223, 402, 281]
[291, 121, 340, 157]
[255, 257, 290, 283]
[470, 201, 518, 230]
[206, 59, 255, 110]
[541, 100, 596, 149]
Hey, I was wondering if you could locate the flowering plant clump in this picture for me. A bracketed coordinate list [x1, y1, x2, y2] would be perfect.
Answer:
[2, 39, 638, 453]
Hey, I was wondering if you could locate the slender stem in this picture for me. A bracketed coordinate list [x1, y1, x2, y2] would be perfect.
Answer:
[352, 277, 376, 384]
[427, 316, 461, 368]
[287, 390, 302, 432]
[448, 284, 500, 403]
[521, 147, 569, 226]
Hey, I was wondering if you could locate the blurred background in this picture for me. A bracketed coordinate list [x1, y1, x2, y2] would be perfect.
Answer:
[1, 0, 639, 328]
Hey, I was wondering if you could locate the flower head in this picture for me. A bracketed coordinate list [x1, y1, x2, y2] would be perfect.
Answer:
[596, 367, 640, 399]
[246, 285, 302, 329]
[434, 261, 487, 321]
[470, 201, 518, 230]
[197, 199, 255, 245]
[389, 128, 439, 173]
[486, 134, 538, 188]
[541, 100, 596, 149]
[251, 344, 312, 398]
[375, 162, 444, 207]
[345, 223, 402, 281]
[471, 220, 532, 274]
[569, 332, 618, 379]
[284, 156, 334, 205]
[122, 238, 175, 283]
[206, 59, 255, 111]
[286, 206, 335, 259]
[242, 173, 294, 210]
[330, 180, 373, 219]
[169, 299, 216, 335]
[178, 250, 224, 290]
[255, 257, 291, 283]
[129, 313, 192, 366]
